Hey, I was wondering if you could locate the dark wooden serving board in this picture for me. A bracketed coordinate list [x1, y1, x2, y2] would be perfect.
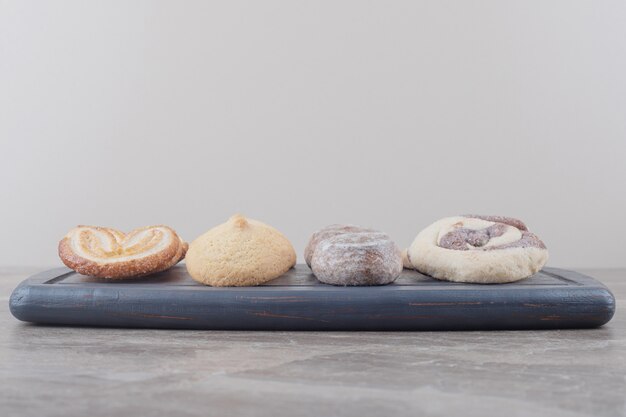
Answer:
[9, 265, 615, 331]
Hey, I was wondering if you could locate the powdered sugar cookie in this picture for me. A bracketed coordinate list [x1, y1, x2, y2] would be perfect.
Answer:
[306, 225, 402, 286]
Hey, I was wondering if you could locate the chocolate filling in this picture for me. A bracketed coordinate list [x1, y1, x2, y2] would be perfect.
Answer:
[438, 217, 546, 251]
[439, 223, 508, 250]
[463, 215, 528, 231]
[491, 231, 546, 250]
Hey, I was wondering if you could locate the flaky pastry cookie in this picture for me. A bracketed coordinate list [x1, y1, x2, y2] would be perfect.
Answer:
[58, 225, 187, 279]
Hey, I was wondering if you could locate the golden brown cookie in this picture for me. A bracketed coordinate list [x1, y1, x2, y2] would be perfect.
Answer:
[58, 225, 187, 279]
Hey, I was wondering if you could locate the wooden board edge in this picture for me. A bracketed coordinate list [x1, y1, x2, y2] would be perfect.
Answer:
[9, 272, 616, 331]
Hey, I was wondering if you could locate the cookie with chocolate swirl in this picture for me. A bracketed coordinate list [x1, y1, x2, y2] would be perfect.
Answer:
[406, 215, 548, 283]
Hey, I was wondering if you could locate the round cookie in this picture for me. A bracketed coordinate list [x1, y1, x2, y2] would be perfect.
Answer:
[406, 215, 548, 283]
[304, 224, 374, 267]
[185, 214, 296, 286]
[308, 227, 403, 286]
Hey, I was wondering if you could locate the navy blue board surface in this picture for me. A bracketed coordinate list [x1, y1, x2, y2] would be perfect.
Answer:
[9, 265, 615, 330]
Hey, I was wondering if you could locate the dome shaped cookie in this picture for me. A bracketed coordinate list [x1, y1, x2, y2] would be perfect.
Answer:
[406, 215, 548, 283]
[185, 214, 296, 286]
[306, 225, 403, 286]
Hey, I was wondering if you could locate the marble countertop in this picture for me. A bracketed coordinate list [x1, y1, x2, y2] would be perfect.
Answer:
[1, 267, 623, 417]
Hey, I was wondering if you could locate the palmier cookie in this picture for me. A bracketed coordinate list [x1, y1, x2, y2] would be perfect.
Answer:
[406, 215, 548, 283]
[185, 214, 296, 287]
[306, 225, 403, 286]
[59, 225, 188, 279]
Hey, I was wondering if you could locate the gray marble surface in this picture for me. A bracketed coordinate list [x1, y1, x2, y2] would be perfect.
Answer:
[0, 267, 624, 417]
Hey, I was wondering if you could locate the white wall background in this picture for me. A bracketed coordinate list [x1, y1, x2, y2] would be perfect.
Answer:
[1, 1, 625, 268]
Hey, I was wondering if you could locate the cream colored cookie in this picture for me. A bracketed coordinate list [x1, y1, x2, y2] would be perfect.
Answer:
[407, 215, 548, 283]
[401, 248, 415, 270]
[185, 214, 296, 286]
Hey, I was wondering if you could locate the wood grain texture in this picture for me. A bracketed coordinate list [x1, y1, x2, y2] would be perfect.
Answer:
[9, 265, 615, 330]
